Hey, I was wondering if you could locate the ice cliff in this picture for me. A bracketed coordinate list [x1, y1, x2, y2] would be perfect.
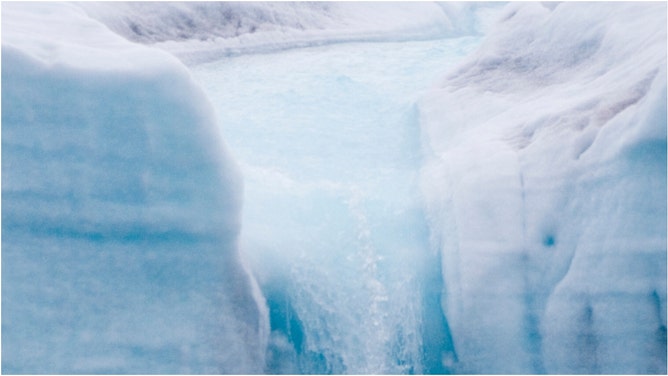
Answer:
[2, 2, 267, 373]
[419, 2, 667, 373]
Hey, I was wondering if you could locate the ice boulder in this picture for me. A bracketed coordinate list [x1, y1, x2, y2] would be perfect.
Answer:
[419, 2, 666, 374]
[2, 2, 267, 373]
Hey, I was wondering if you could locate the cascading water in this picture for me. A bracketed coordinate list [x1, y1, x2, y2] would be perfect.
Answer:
[191, 38, 479, 374]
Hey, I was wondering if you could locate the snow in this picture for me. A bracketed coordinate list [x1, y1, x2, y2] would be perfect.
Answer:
[419, 2, 667, 373]
[2, 2, 267, 374]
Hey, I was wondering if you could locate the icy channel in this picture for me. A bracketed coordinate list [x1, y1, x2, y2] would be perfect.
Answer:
[191, 38, 479, 374]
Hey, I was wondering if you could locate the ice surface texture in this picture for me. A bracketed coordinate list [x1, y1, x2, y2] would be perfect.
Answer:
[419, 2, 667, 373]
[79, 1, 492, 64]
[2, 3, 267, 373]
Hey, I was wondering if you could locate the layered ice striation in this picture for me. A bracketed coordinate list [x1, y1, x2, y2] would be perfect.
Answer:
[419, 2, 667, 373]
[2, 2, 267, 373]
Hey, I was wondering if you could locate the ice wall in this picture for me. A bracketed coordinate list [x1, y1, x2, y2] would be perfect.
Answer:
[419, 2, 667, 374]
[78, 2, 495, 64]
[2, 2, 267, 373]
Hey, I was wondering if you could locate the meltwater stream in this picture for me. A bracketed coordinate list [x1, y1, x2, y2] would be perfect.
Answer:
[191, 37, 479, 374]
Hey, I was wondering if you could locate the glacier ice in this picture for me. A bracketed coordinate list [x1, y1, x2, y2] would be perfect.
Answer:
[419, 2, 667, 373]
[79, 1, 497, 64]
[2, 1, 666, 374]
[2, 2, 267, 374]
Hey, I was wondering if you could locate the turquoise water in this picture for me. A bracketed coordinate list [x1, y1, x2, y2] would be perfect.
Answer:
[191, 37, 479, 374]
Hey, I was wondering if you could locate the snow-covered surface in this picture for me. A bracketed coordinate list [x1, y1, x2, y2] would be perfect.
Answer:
[419, 2, 667, 373]
[78, 1, 499, 64]
[2, 2, 267, 373]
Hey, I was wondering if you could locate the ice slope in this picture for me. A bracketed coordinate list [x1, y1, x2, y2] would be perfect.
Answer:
[419, 2, 667, 374]
[2, 2, 267, 373]
[78, 1, 498, 64]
